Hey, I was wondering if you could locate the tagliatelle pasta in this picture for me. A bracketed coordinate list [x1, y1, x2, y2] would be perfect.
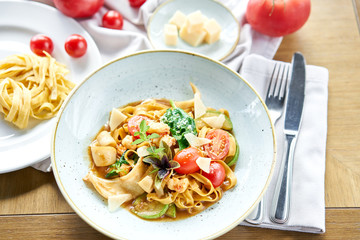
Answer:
[0, 52, 75, 129]
[84, 84, 239, 220]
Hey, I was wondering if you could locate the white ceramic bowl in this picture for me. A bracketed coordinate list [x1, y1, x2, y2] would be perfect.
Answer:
[52, 50, 276, 240]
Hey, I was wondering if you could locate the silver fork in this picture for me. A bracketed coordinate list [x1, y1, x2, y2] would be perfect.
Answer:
[245, 62, 290, 225]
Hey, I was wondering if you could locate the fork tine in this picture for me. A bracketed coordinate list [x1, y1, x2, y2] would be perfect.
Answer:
[275, 64, 290, 100]
[266, 63, 280, 99]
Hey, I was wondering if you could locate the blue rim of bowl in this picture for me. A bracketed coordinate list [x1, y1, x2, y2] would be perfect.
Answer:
[146, 0, 241, 61]
[51, 49, 277, 240]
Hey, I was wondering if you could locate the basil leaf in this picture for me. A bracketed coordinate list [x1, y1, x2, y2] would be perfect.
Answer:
[162, 103, 197, 150]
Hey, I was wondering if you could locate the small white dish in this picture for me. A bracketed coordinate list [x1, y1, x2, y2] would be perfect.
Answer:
[147, 0, 240, 61]
[0, 0, 102, 173]
[52, 50, 276, 240]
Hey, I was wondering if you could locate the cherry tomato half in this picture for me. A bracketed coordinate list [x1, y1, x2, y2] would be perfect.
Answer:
[204, 129, 230, 160]
[102, 10, 124, 30]
[129, 0, 146, 8]
[30, 34, 54, 57]
[128, 115, 149, 136]
[202, 162, 226, 188]
[64, 34, 87, 58]
[174, 147, 202, 174]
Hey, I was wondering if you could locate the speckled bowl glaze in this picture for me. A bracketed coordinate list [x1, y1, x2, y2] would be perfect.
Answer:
[51, 50, 276, 240]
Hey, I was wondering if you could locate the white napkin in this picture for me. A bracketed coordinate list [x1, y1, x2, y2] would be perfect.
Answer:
[31, 0, 282, 171]
[239, 54, 328, 233]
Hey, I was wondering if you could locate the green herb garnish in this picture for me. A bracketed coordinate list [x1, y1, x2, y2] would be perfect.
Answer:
[142, 141, 179, 180]
[161, 100, 197, 150]
[105, 150, 129, 178]
[131, 120, 160, 145]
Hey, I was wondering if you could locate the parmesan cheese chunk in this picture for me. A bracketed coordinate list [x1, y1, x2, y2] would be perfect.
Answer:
[194, 92, 207, 119]
[179, 23, 206, 47]
[203, 18, 222, 44]
[186, 10, 205, 33]
[202, 114, 226, 129]
[196, 157, 211, 173]
[164, 24, 178, 46]
[109, 108, 127, 131]
[169, 10, 187, 29]
[137, 146, 150, 157]
[108, 194, 133, 212]
[184, 133, 211, 147]
[138, 175, 154, 193]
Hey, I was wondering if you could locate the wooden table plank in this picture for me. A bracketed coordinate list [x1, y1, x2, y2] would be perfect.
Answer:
[0, 167, 72, 214]
[0, 208, 359, 240]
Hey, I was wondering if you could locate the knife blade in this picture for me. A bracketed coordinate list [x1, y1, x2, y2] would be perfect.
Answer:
[270, 52, 306, 224]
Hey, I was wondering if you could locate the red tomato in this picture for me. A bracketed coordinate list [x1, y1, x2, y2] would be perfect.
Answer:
[53, 0, 104, 18]
[102, 10, 124, 30]
[174, 147, 202, 174]
[246, 0, 311, 37]
[30, 34, 54, 57]
[64, 34, 87, 58]
[129, 0, 146, 8]
[204, 129, 230, 160]
[128, 115, 149, 136]
[202, 162, 226, 188]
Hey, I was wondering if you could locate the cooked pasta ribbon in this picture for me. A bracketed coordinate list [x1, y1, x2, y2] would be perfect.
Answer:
[0, 52, 75, 129]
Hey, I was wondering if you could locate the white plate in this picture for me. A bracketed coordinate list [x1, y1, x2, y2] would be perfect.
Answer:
[0, 0, 102, 173]
[52, 50, 276, 240]
[147, 0, 240, 61]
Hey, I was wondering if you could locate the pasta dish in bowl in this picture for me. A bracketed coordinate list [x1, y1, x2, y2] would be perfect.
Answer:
[52, 50, 276, 239]
[84, 83, 238, 219]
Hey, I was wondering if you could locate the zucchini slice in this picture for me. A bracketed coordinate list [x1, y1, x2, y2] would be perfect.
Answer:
[225, 133, 239, 167]
[131, 193, 169, 219]
[165, 203, 176, 218]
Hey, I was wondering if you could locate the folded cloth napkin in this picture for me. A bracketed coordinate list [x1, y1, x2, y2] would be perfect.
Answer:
[239, 54, 328, 233]
[31, 0, 282, 171]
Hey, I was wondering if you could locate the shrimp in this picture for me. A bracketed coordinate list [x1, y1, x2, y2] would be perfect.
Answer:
[121, 135, 137, 150]
[167, 177, 190, 193]
[147, 121, 170, 135]
[160, 135, 177, 148]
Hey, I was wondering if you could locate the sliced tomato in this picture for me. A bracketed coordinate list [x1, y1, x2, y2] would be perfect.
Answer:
[128, 115, 148, 136]
[174, 147, 202, 174]
[202, 162, 226, 188]
[204, 129, 230, 160]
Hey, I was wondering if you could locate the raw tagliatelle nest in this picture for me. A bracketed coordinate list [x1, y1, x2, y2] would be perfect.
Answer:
[0, 52, 75, 129]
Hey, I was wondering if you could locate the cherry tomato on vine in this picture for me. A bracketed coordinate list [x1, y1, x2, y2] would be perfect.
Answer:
[174, 147, 202, 174]
[246, 0, 311, 37]
[129, 0, 146, 8]
[202, 162, 226, 188]
[30, 34, 54, 56]
[102, 10, 124, 30]
[128, 115, 149, 136]
[204, 129, 230, 160]
[64, 34, 87, 58]
[53, 0, 104, 18]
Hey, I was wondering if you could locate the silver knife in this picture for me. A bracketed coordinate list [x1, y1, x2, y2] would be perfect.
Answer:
[270, 52, 306, 224]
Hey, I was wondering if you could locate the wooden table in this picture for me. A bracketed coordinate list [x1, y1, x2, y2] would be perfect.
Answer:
[1, 0, 360, 239]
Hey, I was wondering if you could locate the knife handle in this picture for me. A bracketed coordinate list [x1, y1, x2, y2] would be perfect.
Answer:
[270, 134, 297, 224]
